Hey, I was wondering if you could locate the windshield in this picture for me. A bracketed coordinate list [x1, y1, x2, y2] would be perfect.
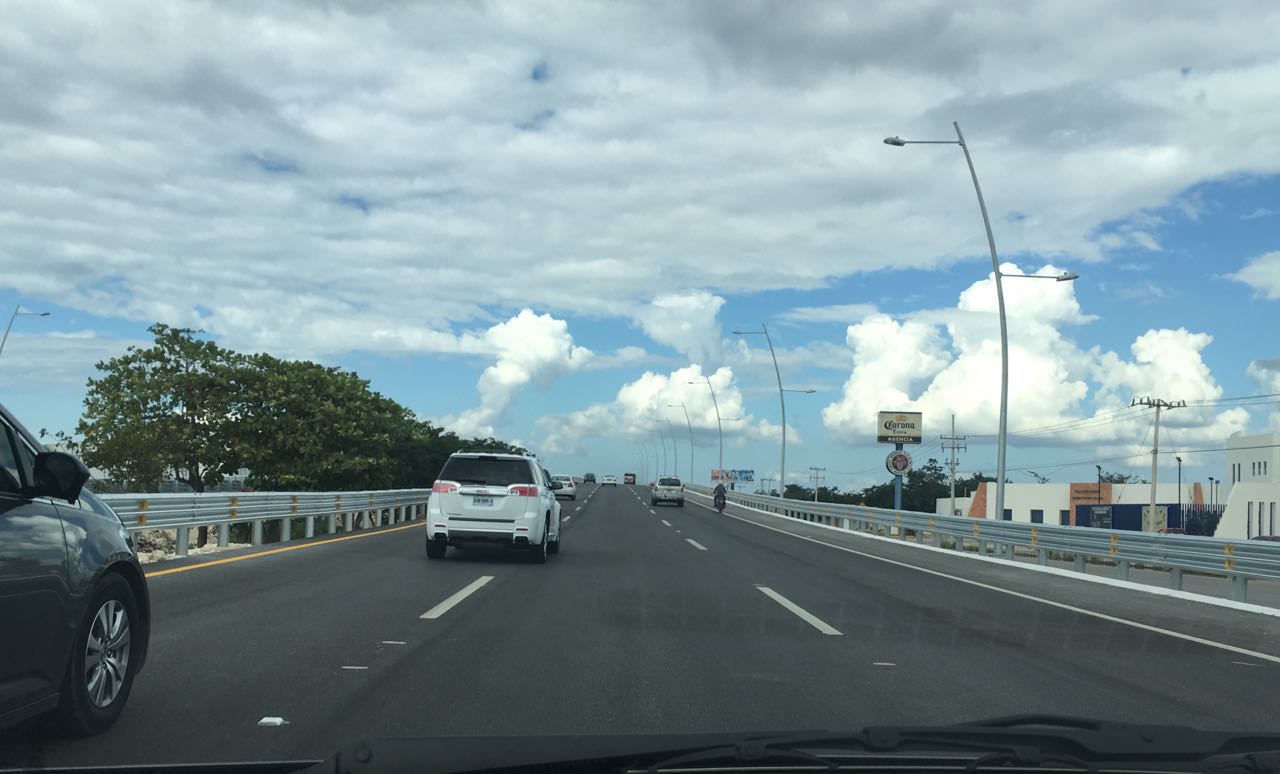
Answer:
[5, 2, 1280, 771]
[437, 457, 533, 487]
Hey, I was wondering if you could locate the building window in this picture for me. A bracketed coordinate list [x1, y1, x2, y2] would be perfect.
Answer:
[1247, 502, 1254, 539]
[1271, 502, 1276, 536]
[1260, 503, 1266, 537]
[1030, 509, 1044, 524]
[1060, 509, 1070, 525]
[1002, 509, 1012, 521]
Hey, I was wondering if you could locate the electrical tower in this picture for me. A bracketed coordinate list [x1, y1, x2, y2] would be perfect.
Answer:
[941, 413, 967, 517]
[1131, 396, 1186, 531]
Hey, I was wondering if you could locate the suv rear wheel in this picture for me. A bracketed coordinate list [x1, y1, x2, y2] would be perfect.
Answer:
[426, 540, 447, 559]
[528, 519, 548, 564]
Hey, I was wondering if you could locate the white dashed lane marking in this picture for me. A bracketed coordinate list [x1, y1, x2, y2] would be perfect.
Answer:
[420, 575, 495, 620]
[755, 585, 842, 636]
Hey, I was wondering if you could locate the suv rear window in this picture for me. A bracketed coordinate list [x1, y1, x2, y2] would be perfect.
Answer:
[552, 475, 572, 482]
[658, 477, 682, 486]
[438, 456, 534, 487]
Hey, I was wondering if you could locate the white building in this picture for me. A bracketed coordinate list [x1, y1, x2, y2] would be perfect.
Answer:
[1217, 432, 1280, 540]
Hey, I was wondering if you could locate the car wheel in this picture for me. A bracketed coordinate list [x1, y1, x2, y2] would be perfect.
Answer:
[650, 498, 657, 506]
[548, 524, 561, 555]
[426, 540, 447, 559]
[58, 573, 139, 736]
[529, 520, 548, 563]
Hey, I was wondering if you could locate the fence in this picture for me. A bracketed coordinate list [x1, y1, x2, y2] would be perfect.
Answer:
[687, 485, 1280, 603]
[101, 489, 430, 557]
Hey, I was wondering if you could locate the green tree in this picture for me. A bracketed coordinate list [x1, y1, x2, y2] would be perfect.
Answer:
[855, 457, 950, 511]
[232, 354, 412, 491]
[77, 324, 243, 494]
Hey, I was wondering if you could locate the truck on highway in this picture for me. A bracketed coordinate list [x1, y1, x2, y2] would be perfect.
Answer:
[624, 472, 636, 485]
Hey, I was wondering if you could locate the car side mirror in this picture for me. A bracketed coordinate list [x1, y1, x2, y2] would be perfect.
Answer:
[550, 481, 562, 490]
[33, 451, 91, 504]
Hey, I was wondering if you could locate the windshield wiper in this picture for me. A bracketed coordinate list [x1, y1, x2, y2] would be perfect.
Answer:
[639, 715, 1280, 772]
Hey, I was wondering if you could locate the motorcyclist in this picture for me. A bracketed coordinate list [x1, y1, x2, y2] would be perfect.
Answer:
[713, 482, 727, 511]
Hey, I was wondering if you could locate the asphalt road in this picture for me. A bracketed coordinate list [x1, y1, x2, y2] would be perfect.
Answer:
[4, 482, 1280, 769]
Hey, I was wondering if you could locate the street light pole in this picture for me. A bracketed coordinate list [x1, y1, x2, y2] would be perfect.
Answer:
[669, 403, 694, 483]
[0, 306, 51, 360]
[733, 325, 817, 501]
[884, 123, 1080, 527]
[666, 418, 678, 481]
[689, 377, 723, 470]
[660, 424, 670, 473]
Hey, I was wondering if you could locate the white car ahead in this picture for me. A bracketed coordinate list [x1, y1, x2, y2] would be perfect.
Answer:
[426, 452, 562, 563]
[601, 475, 618, 486]
[651, 476, 685, 507]
[551, 475, 577, 500]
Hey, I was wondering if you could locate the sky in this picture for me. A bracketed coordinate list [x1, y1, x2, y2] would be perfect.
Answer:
[3, 0, 1280, 493]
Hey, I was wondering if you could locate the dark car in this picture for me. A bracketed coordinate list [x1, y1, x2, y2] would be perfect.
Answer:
[0, 402, 150, 734]
[583, 473, 596, 483]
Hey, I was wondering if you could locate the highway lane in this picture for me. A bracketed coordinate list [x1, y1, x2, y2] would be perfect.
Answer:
[4, 481, 1280, 769]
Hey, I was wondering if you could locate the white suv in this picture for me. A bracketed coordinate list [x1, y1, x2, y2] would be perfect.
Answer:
[426, 452, 562, 562]
[651, 476, 685, 507]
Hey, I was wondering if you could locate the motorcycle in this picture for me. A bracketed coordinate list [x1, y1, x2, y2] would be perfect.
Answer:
[714, 492, 726, 513]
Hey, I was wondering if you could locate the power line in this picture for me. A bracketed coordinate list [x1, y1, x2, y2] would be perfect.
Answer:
[967, 406, 1148, 439]
[1187, 391, 1280, 405]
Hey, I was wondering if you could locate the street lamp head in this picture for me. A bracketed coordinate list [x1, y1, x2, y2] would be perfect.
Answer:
[883, 136, 907, 147]
[1056, 271, 1080, 282]
[1176, 456, 1182, 463]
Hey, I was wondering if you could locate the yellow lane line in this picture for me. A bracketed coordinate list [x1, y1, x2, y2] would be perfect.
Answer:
[144, 521, 425, 578]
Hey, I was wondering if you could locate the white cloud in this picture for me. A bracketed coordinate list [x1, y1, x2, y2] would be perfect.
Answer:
[1246, 358, 1280, 432]
[632, 291, 726, 366]
[0, 329, 146, 391]
[1229, 251, 1280, 300]
[537, 364, 779, 458]
[1242, 208, 1276, 220]
[3, 2, 1280, 359]
[777, 303, 879, 324]
[442, 310, 592, 437]
[822, 263, 1247, 448]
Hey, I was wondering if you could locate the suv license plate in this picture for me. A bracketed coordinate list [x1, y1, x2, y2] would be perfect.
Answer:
[472, 496, 494, 506]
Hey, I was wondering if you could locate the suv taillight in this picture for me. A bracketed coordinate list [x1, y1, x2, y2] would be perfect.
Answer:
[509, 485, 539, 497]
[432, 481, 459, 494]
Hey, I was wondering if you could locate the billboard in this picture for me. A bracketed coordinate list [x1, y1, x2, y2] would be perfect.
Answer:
[877, 411, 923, 444]
[711, 469, 755, 482]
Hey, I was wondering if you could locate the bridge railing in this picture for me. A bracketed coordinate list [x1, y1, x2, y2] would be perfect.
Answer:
[686, 485, 1280, 602]
[99, 489, 430, 557]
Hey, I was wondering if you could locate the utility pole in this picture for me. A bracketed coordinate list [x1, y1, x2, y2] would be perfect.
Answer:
[1131, 396, 1186, 532]
[941, 413, 967, 517]
[808, 467, 826, 503]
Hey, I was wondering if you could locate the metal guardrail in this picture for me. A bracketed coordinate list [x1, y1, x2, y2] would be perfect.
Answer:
[100, 489, 430, 557]
[686, 485, 1280, 602]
